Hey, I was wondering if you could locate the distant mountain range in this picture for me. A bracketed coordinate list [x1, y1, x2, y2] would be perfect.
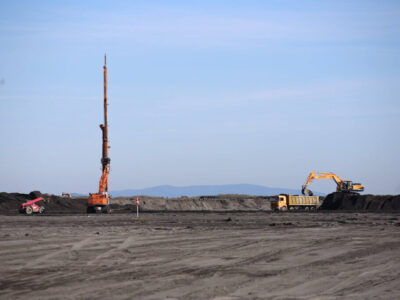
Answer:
[89, 184, 324, 198]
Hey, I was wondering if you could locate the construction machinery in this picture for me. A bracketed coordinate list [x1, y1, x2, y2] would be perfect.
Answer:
[87, 55, 111, 214]
[62, 193, 71, 198]
[302, 171, 364, 196]
[19, 197, 45, 215]
[268, 194, 319, 211]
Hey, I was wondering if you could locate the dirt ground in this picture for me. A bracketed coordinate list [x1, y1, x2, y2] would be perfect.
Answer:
[1, 212, 400, 299]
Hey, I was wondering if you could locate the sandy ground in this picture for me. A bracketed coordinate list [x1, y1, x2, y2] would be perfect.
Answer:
[0, 212, 400, 299]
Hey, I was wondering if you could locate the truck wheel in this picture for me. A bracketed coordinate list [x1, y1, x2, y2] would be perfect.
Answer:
[25, 206, 33, 215]
[39, 206, 45, 214]
[104, 206, 112, 214]
[280, 206, 287, 211]
[86, 206, 95, 214]
[304, 207, 309, 211]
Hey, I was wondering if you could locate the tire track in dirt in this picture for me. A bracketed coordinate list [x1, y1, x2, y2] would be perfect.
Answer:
[1, 213, 399, 299]
[114, 234, 399, 299]
[86, 235, 137, 266]
[26, 237, 95, 268]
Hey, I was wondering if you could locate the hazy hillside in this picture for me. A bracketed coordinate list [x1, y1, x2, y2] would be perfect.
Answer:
[109, 184, 324, 197]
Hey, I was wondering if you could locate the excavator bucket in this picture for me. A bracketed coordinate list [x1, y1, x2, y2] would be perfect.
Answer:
[302, 185, 313, 196]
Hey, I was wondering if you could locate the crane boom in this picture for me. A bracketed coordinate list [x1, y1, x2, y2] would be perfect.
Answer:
[99, 54, 110, 193]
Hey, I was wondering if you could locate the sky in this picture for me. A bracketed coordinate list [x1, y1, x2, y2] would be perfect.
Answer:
[0, 0, 399, 195]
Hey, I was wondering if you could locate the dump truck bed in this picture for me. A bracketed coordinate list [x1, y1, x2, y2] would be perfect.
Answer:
[288, 195, 319, 206]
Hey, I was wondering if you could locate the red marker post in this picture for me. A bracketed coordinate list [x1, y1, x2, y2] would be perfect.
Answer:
[136, 197, 139, 218]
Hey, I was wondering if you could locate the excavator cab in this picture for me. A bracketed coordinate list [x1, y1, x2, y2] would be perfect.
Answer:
[340, 181, 352, 191]
[339, 181, 364, 193]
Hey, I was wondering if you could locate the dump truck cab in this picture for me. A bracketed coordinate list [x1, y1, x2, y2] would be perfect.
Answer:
[268, 195, 288, 211]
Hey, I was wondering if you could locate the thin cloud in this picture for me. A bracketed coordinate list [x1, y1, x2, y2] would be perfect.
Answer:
[2, 7, 399, 48]
[154, 77, 400, 116]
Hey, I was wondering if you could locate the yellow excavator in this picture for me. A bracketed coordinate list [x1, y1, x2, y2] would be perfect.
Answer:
[302, 171, 364, 196]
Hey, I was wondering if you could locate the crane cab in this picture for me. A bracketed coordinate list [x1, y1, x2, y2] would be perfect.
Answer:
[87, 193, 111, 213]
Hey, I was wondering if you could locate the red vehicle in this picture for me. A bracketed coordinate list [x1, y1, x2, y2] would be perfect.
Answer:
[19, 197, 45, 215]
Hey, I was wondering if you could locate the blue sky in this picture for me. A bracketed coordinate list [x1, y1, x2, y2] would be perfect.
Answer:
[0, 0, 399, 195]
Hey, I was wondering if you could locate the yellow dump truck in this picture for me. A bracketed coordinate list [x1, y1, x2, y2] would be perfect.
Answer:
[268, 194, 319, 211]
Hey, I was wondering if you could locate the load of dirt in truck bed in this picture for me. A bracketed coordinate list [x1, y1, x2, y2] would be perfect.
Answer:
[320, 192, 400, 211]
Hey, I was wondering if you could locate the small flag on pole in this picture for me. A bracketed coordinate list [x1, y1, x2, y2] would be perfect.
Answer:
[136, 197, 139, 217]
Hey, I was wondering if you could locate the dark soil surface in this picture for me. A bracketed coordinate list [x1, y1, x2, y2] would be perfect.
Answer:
[0, 212, 399, 299]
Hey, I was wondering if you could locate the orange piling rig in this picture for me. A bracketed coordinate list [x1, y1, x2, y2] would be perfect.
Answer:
[87, 55, 112, 214]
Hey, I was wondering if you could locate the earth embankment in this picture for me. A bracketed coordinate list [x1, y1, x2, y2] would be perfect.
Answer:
[0, 191, 87, 214]
[114, 195, 270, 212]
[320, 192, 400, 211]
[0, 192, 271, 214]
[2, 191, 400, 214]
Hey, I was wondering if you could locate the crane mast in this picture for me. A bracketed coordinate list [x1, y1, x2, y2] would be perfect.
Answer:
[99, 55, 110, 193]
[87, 55, 112, 213]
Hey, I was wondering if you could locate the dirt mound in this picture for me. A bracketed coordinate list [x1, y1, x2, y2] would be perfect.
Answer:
[320, 192, 400, 211]
[44, 194, 87, 213]
[113, 194, 271, 212]
[0, 191, 87, 214]
[3, 191, 400, 213]
[0, 192, 271, 214]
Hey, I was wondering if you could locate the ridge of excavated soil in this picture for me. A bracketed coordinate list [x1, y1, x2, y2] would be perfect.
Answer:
[0, 192, 271, 214]
[320, 192, 400, 211]
[1, 191, 400, 214]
